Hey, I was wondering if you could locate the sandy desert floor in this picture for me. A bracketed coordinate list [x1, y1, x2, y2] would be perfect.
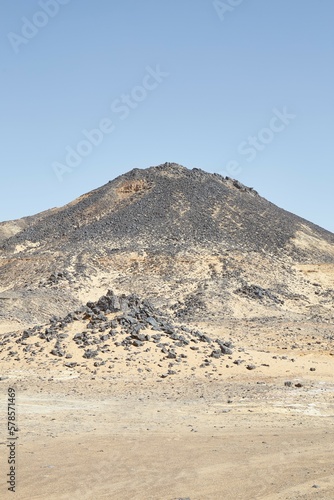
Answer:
[1, 319, 334, 500]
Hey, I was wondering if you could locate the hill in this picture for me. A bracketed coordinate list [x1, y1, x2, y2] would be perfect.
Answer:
[1, 162, 334, 331]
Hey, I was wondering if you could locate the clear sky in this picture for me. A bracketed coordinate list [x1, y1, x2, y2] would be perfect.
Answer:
[1, 0, 333, 232]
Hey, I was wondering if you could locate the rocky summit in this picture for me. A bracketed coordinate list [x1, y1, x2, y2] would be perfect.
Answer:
[1, 162, 334, 330]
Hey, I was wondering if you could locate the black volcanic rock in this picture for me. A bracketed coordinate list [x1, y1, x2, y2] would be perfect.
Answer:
[1, 163, 333, 258]
[1, 163, 332, 258]
[0, 289, 237, 375]
[0, 163, 334, 328]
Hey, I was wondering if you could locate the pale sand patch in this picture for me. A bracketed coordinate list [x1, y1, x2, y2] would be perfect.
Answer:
[13, 241, 41, 254]
[0, 221, 23, 240]
[294, 263, 334, 288]
[0, 319, 23, 335]
[292, 227, 334, 258]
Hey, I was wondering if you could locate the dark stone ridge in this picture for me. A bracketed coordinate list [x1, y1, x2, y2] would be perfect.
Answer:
[0, 290, 236, 375]
[235, 284, 284, 304]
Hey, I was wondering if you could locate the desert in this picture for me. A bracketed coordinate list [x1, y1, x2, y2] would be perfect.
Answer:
[0, 164, 333, 499]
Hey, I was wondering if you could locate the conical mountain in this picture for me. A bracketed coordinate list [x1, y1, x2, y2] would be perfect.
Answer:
[1, 163, 334, 330]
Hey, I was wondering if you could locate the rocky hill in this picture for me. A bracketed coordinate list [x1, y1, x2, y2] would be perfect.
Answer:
[1, 162, 334, 331]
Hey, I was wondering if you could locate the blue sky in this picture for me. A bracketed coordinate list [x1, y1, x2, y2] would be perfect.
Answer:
[1, 0, 333, 231]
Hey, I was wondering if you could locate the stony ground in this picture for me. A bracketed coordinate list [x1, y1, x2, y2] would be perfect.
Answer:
[0, 294, 333, 499]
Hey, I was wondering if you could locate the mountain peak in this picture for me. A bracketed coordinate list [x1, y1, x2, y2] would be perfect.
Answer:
[1, 163, 333, 329]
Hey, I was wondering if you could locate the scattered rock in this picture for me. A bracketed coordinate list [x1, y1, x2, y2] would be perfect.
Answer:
[83, 349, 99, 359]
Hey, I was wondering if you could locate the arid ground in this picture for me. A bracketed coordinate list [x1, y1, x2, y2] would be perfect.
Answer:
[1, 319, 333, 500]
[1, 165, 334, 499]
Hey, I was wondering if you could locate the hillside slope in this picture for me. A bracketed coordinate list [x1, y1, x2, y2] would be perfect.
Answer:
[1, 163, 334, 330]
